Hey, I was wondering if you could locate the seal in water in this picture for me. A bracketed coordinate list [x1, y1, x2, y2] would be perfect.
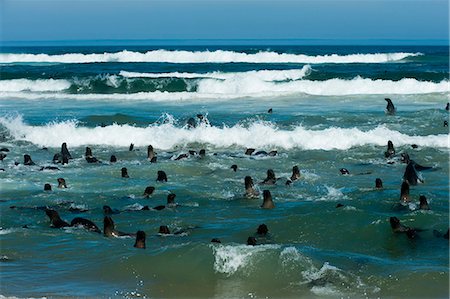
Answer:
[103, 205, 120, 215]
[389, 216, 419, 239]
[110, 155, 117, 163]
[199, 149, 206, 158]
[24, 154, 35, 166]
[61, 142, 72, 160]
[247, 236, 257, 246]
[103, 216, 135, 237]
[399, 181, 410, 202]
[267, 108, 273, 114]
[211, 238, 221, 243]
[85, 147, 99, 163]
[340, 168, 350, 175]
[129, 143, 134, 151]
[134, 230, 146, 248]
[245, 148, 255, 156]
[385, 98, 396, 115]
[261, 190, 275, 209]
[156, 170, 167, 182]
[70, 217, 101, 233]
[244, 176, 259, 198]
[143, 186, 155, 198]
[446, 103, 449, 111]
[230, 164, 238, 172]
[121, 167, 129, 178]
[384, 140, 395, 158]
[375, 178, 383, 189]
[400, 153, 410, 164]
[167, 193, 176, 207]
[0, 153, 6, 161]
[44, 184, 52, 191]
[147, 145, 157, 163]
[257, 224, 268, 235]
[418, 195, 430, 210]
[433, 229, 449, 239]
[403, 160, 432, 185]
[45, 209, 70, 228]
[291, 166, 300, 181]
[159, 225, 171, 235]
[261, 169, 276, 185]
[57, 178, 67, 188]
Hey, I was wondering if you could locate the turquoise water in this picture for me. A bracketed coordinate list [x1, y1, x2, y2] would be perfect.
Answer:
[0, 45, 449, 298]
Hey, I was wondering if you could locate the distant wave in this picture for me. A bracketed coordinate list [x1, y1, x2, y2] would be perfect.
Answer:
[0, 79, 71, 92]
[0, 77, 447, 98]
[119, 65, 312, 81]
[0, 50, 422, 64]
[1, 115, 447, 150]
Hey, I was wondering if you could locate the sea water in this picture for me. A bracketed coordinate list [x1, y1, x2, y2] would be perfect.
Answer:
[0, 44, 449, 298]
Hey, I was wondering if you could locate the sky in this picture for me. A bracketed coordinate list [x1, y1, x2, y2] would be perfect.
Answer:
[0, 0, 449, 45]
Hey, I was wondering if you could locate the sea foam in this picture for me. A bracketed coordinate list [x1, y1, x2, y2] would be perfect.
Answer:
[1, 115, 448, 150]
[0, 50, 421, 64]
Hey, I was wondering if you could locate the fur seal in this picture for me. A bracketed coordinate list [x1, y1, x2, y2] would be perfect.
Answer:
[418, 195, 430, 210]
[159, 225, 171, 235]
[384, 140, 395, 158]
[244, 176, 259, 198]
[211, 238, 222, 243]
[175, 153, 189, 160]
[70, 217, 101, 233]
[40, 166, 60, 171]
[399, 181, 410, 202]
[147, 145, 157, 162]
[167, 193, 176, 207]
[401, 153, 410, 164]
[245, 148, 255, 156]
[444, 120, 448, 127]
[375, 178, 383, 189]
[231, 164, 238, 172]
[61, 142, 72, 160]
[267, 108, 273, 114]
[389, 216, 419, 239]
[103, 216, 134, 237]
[291, 166, 300, 181]
[0, 153, 6, 161]
[24, 154, 35, 166]
[134, 230, 146, 248]
[121, 167, 129, 178]
[199, 149, 206, 158]
[336, 203, 344, 208]
[44, 184, 52, 191]
[261, 190, 275, 209]
[403, 160, 432, 185]
[446, 103, 449, 111]
[45, 209, 70, 228]
[57, 178, 67, 188]
[257, 224, 268, 235]
[110, 155, 117, 163]
[85, 147, 99, 163]
[385, 98, 396, 115]
[261, 169, 276, 185]
[103, 205, 120, 215]
[247, 236, 257, 246]
[143, 186, 155, 198]
[129, 143, 134, 151]
[340, 168, 350, 175]
[156, 170, 167, 182]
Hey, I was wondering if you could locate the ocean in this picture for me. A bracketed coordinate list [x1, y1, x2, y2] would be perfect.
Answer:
[0, 43, 449, 298]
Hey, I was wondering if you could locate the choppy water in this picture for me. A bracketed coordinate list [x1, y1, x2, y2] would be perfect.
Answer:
[0, 44, 449, 298]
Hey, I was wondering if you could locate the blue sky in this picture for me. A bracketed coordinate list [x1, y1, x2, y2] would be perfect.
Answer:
[1, 0, 448, 44]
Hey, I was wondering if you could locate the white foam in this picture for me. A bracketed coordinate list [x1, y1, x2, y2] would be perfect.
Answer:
[1, 77, 447, 100]
[0, 50, 421, 64]
[120, 66, 312, 81]
[0, 79, 71, 92]
[211, 244, 278, 276]
[1, 115, 448, 150]
[0, 228, 16, 235]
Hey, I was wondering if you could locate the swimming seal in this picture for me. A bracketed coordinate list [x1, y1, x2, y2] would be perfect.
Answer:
[103, 216, 135, 237]
[103, 205, 120, 215]
[0, 153, 6, 161]
[45, 209, 70, 228]
[244, 176, 259, 198]
[375, 178, 383, 189]
[245, 148, 255, 156]
[44, 184, 52, 191]
[403, 160, 432, 185]
[110, 155, 117, 163]
[247, 236, 257, 246]
[159, 225, 171, 235]
[340, 168, 350, 175]
[143, 186, 155, 198]
[24, 154, 35, 166]
[199, 149, 206, 158]
[267, 108, 273, 114]
[399, 181, 410, 202]
[230, 164, 238, 172]
[257, 224, 268, 235]
[261, 169, 276, 185]
[261, 190, 275, 209]
[384, 140, 395, 158]
[446, 103, 449, 111]
[167, 193, 176, 207]
[70, 217, 101, 233]
[121, 167, 129, 178]
[134, 230, 146, 248]
[129, 143, 134, 151]
[147, 145, 157, 163]
[291, 166, 301, 181]
[156, 170, 167, 182]
[418, 195, 430, 210]
[385, 98, 396, 115]
[61, 142, 72, 160]
[389, 216, 419, 239]
[57, 178, 67, 188]
[85, 147, 99, 163]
